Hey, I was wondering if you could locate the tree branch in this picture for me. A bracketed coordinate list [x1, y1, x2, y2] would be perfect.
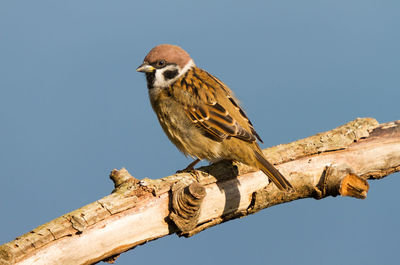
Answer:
[1, 118, 399, 265]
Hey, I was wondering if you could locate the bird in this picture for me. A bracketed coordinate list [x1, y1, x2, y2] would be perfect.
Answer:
[136, 44, 293, 192]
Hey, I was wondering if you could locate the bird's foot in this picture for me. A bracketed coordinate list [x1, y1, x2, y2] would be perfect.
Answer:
[176, 158, 201, 173]
[176, 159, 202, 181]
[177, 169, 202, 182]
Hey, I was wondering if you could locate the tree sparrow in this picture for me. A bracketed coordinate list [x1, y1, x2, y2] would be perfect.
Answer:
[137, 44, 293, 191]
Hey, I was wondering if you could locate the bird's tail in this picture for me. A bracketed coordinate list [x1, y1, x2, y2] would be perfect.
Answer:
[254, 151, 294, 192]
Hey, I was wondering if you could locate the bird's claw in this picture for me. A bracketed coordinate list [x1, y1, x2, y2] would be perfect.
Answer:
[176, 168, 202, 182]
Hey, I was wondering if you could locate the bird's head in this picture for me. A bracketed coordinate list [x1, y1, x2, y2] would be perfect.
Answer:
[137, 44, 195, 89]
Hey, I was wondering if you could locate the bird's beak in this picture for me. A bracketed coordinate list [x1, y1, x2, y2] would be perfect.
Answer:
[136, 63, 155, 73]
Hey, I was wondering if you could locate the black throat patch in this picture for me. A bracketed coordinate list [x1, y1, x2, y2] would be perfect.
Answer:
[145, 72, 156, 89]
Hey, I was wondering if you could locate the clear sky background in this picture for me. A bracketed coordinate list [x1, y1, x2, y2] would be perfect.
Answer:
[1, 1, 399, 264]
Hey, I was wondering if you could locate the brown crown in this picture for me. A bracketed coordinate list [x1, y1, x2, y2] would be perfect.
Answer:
[143, 44, 192, 68]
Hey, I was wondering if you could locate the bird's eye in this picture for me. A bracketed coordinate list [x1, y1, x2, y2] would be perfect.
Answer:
[157, 60, 166, 67]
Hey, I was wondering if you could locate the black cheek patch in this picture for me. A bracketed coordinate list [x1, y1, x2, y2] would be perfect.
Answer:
[163, 69, 179, 80]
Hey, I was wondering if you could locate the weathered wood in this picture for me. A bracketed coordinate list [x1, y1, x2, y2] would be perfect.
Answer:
[0, 118, 399, 265]
[169, 181, 206, 233]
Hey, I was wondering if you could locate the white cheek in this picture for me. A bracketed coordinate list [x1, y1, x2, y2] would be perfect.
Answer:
[153, 65, 176, 88]
[153, 70, 167, 87]
[152, 60, 195, 88]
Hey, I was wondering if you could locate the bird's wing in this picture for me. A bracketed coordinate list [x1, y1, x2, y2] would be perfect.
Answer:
[170, 67, 263, 143]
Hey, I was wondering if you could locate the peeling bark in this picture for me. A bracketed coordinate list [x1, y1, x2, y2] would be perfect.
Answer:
[0, 118, 399, 265]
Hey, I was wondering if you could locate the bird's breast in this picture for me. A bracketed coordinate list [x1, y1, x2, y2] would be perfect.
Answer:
[148, 88, 222, 160]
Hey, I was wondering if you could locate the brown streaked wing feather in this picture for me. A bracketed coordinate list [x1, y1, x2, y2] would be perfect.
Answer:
[227, 96, 263, 143]
[175, 67, 260, 143]
[184, 105, 227, 141]
[196, 68, 263, 143]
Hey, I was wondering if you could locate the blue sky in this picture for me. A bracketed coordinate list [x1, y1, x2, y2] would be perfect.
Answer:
[1, 1, 399, 264]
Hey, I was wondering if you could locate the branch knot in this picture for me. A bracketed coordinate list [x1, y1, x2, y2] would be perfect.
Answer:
[315, 164, 369, 199]
[169, 181, 206, 234]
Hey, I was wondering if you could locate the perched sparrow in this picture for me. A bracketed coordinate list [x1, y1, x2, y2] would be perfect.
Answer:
[137, 44, 293, 191]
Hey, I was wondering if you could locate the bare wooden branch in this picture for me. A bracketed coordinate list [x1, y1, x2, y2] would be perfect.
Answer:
[1, 118, 399, 265]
